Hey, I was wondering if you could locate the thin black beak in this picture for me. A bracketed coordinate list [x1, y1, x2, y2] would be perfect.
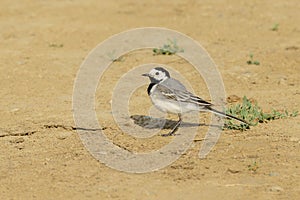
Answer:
[142, 73, 149, 77]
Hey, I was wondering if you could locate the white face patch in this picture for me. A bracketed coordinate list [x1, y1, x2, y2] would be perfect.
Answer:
[149, 68, 167, 82]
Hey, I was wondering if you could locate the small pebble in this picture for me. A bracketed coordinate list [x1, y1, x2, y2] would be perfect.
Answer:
[10, 138, 25, 144]
[227, 95, 241, 103]
[227, 168, 240, 174]
[278, 77, 287, 85]
[269, 186, 284, 192]
[290, 137, 299, 142]
[269, 172, 279, 177]
[55, 132, 72, 140]
[10, 108, 20, 112]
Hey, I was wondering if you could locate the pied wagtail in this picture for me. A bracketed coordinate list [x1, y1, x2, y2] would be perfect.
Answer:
[142, 67, 248, 136]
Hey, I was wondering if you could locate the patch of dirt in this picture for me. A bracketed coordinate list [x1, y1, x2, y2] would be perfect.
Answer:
[0, 0, 299, 199]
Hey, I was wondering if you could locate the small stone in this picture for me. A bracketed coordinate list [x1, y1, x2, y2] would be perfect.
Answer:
[10, 108, 20, 112]
[278, 78, 287, 85]
[285, 46, 299, 51]
[227, 95, 241, 103]
[10, 138, 25, 144]
[227, 168, 240, 174]
[55, 132, 72, 140]
[269, 172, 279, 177]
[269, 186, 284, 192]
[14, 143, 25, 150]
[290, 137, 299, 142]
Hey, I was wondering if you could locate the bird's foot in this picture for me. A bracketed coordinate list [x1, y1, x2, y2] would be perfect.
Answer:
[161, 127, 179, 137]
[161, 132, 174, 137]
[161, 116, 182, 137]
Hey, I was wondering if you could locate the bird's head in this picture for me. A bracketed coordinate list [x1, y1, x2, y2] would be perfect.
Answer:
[142, 67, 170, 83]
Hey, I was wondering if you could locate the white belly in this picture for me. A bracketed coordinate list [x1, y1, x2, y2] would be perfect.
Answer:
[150, 94, 199, 114]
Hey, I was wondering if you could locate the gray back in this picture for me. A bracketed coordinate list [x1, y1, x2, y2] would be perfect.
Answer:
[160, 78, 187, 92]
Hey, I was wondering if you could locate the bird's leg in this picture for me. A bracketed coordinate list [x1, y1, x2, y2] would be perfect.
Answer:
[162, 114, 182, 137]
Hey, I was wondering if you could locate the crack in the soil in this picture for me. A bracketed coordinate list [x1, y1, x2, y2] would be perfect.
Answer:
[43, 124, 106, 131]
[0, 124, 107, 138]
[0, 130, 37, 137]
[43, 124, 76, 131]
[0, 124, 75, 138]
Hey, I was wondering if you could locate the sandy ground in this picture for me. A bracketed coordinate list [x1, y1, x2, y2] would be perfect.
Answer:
[0, 0, 299, 199]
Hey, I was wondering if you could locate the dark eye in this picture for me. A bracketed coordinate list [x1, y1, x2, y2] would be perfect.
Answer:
[155, 72, 159, 75]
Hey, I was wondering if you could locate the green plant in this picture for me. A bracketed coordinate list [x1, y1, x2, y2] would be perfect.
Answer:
[153, 39, 184, 55]
[224, 96, 298, 131]
[248, 161, 259, 173]
[246, 53, 260, 65]
[271, 23, 279, 31]
[49, 43, 64, 48]
[107, 50, 123, 62]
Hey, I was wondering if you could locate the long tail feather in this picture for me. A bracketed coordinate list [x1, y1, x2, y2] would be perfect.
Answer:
[206, 106, 249, 125]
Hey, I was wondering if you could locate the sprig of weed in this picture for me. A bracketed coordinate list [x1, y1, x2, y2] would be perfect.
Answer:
[224, 96, 298, 131]
[248, 160, 259, 173]
[49, 43, 64, 48]
[107, 50, 123, 62]
[153, 39, 184, 55]
[246, 53, 260, 65]
[271, 23, 279, 31]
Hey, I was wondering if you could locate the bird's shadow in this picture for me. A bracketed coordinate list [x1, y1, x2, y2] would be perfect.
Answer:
[130, 115, 221, 129]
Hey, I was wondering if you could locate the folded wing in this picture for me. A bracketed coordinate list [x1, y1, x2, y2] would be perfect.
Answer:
[156, 84, 212, 107]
